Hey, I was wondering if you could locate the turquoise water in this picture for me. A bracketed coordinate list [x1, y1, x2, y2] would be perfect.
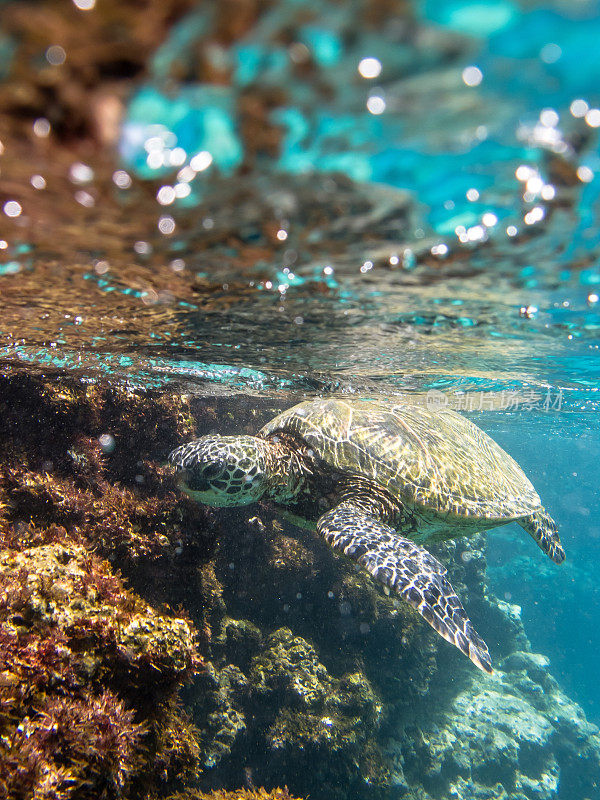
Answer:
[2, 0, 600, 796]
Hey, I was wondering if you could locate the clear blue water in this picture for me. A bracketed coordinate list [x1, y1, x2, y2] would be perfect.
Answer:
[480, 410, 600, 722]
[2, 0, 600, 793]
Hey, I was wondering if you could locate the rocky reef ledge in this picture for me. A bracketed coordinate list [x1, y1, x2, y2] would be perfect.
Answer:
[0, 374, 598, 800]
[396, 647, 600, 800]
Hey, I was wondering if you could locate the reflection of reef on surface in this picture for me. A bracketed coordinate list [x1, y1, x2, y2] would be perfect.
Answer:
[0, 0, 199, 142]
[1, 0, 597, 401]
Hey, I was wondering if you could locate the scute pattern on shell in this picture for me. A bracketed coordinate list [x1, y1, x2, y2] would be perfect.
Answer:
[260, 398, 541, 521]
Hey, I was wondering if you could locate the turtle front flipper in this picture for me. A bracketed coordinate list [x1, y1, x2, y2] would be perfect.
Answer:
[518, 508, 565, 564]
[317, 503, 492, 673]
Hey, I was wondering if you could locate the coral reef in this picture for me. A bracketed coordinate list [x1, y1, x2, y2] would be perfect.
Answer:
[166, 788, 302, 800]
[176, 506, 600, 800]
[1, 376, 599, 800]
[191, 661, 249, 770]
[171, 516, 488, 797]
[0, 542, 202, 800]
[184, 623, 388, 798]
[0, 375, 211, 577]
[0, 375, 211, 798]
[211, 505, 439, 705]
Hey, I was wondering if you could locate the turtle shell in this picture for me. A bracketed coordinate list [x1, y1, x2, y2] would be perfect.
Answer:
[260, 398, 541, 521]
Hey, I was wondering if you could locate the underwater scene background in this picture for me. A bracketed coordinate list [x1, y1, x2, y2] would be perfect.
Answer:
[1, 0, 600, 798]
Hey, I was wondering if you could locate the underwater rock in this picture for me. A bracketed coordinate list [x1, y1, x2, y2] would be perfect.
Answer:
[4, 689, 145, 800]
[247, 628, 388, 799]
[215, 616, 264, 672]
[397, 643, 600, 800]
[190, 660, 249, 769]
[201, 516, 598, 800]
[0, 543, 200, 681]
[183, 620, 389, 797]
[0, 542, 203, 799]
[249, 627, 333, 706]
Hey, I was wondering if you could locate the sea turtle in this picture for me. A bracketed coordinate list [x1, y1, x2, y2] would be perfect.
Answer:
[168, 398, 564, 673]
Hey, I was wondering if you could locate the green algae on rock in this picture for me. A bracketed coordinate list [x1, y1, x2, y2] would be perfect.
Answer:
[255, 628, 386, 789]
[191, 661, 249, 770]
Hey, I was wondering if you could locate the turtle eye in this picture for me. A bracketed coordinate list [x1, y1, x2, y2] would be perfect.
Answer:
[202, 460, 225, 480]
[186, 472, 211, 492]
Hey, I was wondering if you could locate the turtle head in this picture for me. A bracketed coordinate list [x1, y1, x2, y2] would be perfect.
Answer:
[168, 435, 269, 507]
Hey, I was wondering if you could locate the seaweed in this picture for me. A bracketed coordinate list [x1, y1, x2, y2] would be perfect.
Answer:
[165, 788, 303, 800]
[0, 375, 211, 575]
[0, 542, 203, 799]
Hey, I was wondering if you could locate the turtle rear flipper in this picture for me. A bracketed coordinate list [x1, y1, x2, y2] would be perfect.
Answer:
[317, 503, 493, 673]
[519, 508, 565, 564]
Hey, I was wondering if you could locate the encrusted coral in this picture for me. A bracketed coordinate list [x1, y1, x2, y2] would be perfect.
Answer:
[0, 375, 215, 798]
[0, 543, 199, 678]
[250, 628, 333, 706]
[190, 661, 249, 769]
[245, 628, 388, 797]
[0, 542, 203, 799]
